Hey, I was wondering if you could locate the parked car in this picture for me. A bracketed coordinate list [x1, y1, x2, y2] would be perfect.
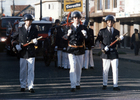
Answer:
[0, 16, 22, 52]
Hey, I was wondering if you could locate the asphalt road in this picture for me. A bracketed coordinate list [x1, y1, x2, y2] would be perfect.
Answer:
[0, 52, 140, 100]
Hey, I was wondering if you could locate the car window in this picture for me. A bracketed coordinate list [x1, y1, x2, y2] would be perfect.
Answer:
[32, 24, 52, 33]
[1, 18, 22, 28]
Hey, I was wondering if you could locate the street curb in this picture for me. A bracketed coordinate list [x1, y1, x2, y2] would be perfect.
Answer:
[119, 57, 140, 64]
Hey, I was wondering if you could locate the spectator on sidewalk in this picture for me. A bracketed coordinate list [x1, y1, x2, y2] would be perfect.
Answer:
[96, 15, 124, 91]
[131, 29, 140, 56]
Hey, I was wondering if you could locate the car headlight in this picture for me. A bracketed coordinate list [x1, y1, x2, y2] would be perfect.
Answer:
[0, 37, 7, 42]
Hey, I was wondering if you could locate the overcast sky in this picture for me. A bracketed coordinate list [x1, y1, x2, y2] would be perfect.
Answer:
[2, 0, 39, 16]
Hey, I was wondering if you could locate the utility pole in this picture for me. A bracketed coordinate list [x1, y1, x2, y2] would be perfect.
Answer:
[40, 0, 42, 20]
[1, 0, 3, 14]
[85, 0, 89, 22]
[12, 0, 15, 16]
[61, 0, 62, 21]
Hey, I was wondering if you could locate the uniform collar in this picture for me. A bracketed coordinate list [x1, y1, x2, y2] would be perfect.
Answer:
[72, 23, 80, 28]
[24, 25, 31, 32]
[107, 26, 114, 33]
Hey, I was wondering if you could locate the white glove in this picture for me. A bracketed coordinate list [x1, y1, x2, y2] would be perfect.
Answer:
[16, 44, 22, 51]
[63, 48, 66, 50]
[32, 38, 37, 45]
[55, 46, 58, 50]
[67, 29, 72, 36]
[104, 46, 109, 52]
[81, 30, 87, 36]
[119, 35, 124, 40]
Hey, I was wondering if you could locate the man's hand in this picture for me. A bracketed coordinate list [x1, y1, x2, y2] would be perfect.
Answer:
[104, 46, 109, 52]
[67, 29, 72, 36]
[81, 30, 87, 36]
[16, 44, 22, 51]
[55, 46, 58, 51]
[63, 47, 66, 50]
[32, 38, 38, 45]
[119, 35, 124, 40]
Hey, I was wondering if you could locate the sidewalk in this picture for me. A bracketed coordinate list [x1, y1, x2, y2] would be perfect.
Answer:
[93, 47, 140, 64]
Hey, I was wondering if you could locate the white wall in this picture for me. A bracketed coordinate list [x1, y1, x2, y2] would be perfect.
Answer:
[35, 1, 61, 21]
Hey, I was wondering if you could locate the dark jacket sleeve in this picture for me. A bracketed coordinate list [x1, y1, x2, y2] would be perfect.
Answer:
[11, 29, 19, 47]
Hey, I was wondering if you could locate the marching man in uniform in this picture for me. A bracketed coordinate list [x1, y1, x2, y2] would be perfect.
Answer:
[63, 11, 88, 92]
[96, 15, 124, 91]
[54, 19, 63, 69]
[12, 14, 38, 93]
[83, 22, 95, 70]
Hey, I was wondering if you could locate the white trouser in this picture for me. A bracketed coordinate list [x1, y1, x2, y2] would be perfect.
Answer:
[102, 59, 119, 87]
[57, 50, 62, 67]
[89, 49, 94, 67]
[20, 57, 35, 90]
[68, 54, 84, 88]
[83, 50, 89, 69]
[62, 52, 70, 69]
[83, 49, 94, 69]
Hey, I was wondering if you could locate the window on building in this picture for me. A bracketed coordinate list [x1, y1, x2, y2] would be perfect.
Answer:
[97, 0, 102, 10]
[62, 3, 64, 9]
[113, 0, 117, 8]
[105, 0, 110, 9]
[48, 4, 50, 9]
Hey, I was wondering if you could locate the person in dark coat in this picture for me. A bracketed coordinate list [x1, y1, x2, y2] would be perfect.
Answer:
[54, 19, 64, 68]
[61, 22, 70, 70]
[131, 29, 140, 55]
[63, 11, 88, 92]
[96, 15, 124, 91]
[83, 22, 95, 69]
[12, 14, 38, 93]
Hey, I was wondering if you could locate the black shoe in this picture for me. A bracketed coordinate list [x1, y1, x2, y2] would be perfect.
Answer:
[82, 68, 88, 70]
[76, 86, 81, 90]
[58, 66, 61, 69]
[29, 88, 35, 93]
[20, 88, 25, 92]
[90, 67, 94, 69]
[113, 87, 120, 91]
[64, 68, 67, 70]
[70, 88, 76, 92]
[102, 85, 107, 90]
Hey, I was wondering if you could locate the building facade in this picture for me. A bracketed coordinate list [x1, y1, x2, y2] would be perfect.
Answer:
[34, 0, 64, 21]
[11, 5, 35, 16]
[90, 0, 140, 48]
[116, 0, 140, 47]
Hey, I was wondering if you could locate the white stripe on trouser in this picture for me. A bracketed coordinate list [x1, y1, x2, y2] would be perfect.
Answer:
[57, 50, 62, 67]
[102, 59, 119, 87]
[68, 54, 84, 88]
[83, 49, 94, 69]
[62, 52, 70, 69]
[20, 58, 35, 90]
[89, 49, 94, 67]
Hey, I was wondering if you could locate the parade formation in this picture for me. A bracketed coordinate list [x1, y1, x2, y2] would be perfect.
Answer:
[1, 1, 135, 99]
[3, 10, 126, 94]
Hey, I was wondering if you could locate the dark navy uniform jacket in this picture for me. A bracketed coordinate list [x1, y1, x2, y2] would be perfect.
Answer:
[96, 27, 120, 59]
[63, 24, 87, 55]
[85, 28, 94, 50]
[55, 26, 66, 50]
[12, 24, 38, 58]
